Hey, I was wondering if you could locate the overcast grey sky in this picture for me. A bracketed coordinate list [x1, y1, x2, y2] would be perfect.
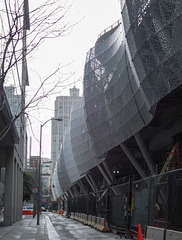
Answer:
[27, 0, 121, 158]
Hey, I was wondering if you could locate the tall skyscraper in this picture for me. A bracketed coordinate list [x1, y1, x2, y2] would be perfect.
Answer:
[51, 86, 82, 174]
[5, 85, 28, 170]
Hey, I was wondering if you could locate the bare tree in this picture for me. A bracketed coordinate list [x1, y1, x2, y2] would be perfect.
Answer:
[0, 0, 77, 139]
[1, 0, 75, 84]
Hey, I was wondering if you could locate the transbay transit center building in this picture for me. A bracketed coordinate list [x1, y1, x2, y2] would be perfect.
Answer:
[52, 0, 182, 233]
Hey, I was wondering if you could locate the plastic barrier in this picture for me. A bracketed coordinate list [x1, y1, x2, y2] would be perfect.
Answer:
[105, 218, 110, 231]
[74, 212, 77, 220]
[95, 217, 100, 230]
[22, 209, 34, 215]
[70, 212, 75, 219]
[90, 215, 96, 227]
[80, 213, 84, 223]
[58, 209, 64, 215]
[82, 214, 88, 225]
[61, 212, 110, 233]
[94, 217, 110, 232]
[74, 212, 79, 221]
[77, 213, 81, 221]
[87, 215, 92, 226]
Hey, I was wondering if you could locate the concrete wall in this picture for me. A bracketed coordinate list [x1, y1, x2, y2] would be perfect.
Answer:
[145, 226, 165, 240]
[4, 147, 23, 225]
[145, 226, 182, 240]
[166, 229, 182, 240]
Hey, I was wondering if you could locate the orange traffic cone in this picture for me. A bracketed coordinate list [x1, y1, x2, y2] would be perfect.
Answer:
[138, 224, 143, 240]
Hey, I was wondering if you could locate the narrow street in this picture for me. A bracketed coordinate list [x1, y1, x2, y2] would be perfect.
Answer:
[0, 213, 135, 240]
[46, 212, 124, 240]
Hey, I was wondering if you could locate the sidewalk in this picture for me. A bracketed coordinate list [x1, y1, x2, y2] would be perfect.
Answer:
[0, 214, 56, 240]
[0, 213, 134, 240]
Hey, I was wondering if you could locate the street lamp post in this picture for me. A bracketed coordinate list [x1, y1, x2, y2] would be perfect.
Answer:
[37, 118, 62, 225]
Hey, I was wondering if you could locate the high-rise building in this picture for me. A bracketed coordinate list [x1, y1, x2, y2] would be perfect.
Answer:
[41, 158, 51, 202]
[51, 86, 82, 174]
[28, 156, 39, 170]
[5, 85, 28, 170]
[27, 156, 39, 195]
[5, 85, 21, 136]
[27, 156, 51, 207]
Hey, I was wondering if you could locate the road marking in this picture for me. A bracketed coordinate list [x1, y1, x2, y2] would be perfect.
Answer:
[45, 215, 60, 240]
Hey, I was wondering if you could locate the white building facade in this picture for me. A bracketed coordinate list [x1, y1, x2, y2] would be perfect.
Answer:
[51, 86, 82, 175]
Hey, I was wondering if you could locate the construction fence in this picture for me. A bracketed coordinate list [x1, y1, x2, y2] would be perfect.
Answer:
[67, 168, 182, 232]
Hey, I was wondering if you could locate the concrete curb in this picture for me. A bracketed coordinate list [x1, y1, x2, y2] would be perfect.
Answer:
[45, 215, 60, 240]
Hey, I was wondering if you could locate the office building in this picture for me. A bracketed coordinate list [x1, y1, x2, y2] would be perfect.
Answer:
[51, 86, 82, 174]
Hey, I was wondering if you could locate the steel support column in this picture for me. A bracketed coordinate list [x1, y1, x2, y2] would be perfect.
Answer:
[68, 189, 74, 198]
[134, 132, 154, 174]
[72, 185, 79, 196]
[120, 143, 146, 179]
[102, 159, 116, 182]
[97, 164, 118, 195]
[86, 175, 96, 192]
[88, 173, 98, 192]
[97, 164, 112, 185]
[78, 180, 87, 194]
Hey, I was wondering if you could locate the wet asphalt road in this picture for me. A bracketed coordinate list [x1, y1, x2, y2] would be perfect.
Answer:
[46, 212, 123, 240]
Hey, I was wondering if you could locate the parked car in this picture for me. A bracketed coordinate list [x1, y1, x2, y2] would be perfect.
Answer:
[41, 206, 46, 212]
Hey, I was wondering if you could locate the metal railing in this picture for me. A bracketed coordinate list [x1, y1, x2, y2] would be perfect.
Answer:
[97, 19, 121, 40]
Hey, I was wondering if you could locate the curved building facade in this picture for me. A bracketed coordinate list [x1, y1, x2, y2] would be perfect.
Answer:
[70, 100, 101, 177]
[121, 0, 182, 108]
[84, 22, 153, 157]
[52, 0, 182, 232]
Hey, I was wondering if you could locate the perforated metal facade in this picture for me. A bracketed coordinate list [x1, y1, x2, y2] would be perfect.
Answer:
[70, 100, 101, 176]
[84, 22, 152, 157]
[121, 0, 182, 108]
[53, 0, 182, 197]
